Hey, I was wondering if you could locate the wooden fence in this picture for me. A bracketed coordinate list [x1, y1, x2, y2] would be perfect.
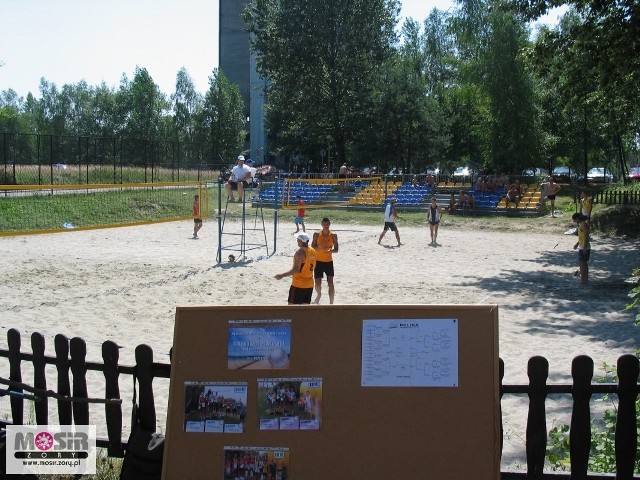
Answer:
[1, 328, 638, 479]
[576, 190, 640, 206]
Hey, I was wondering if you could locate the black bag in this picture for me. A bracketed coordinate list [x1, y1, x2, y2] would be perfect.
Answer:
[119, 376, 164, 480]
[0, 429, 38, 479]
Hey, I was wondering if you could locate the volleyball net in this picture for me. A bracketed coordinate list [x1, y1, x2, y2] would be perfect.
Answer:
[0, 182, 209, 236]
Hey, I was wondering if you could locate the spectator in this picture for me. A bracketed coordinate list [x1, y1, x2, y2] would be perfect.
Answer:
[425, 173, 435, 188]
[486, 176, 497, 193]
[541, 177, 561, 217]
[505, 184, 520, 206]
[458, 190, 475, 214]
[448, 193, 457, 214]
[514, 179, 522, 197]
[338, 163, 348, 192]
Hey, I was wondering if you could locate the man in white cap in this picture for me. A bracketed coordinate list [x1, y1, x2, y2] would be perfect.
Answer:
[225, 155, 252, 202]
[274, 232, 317, 304]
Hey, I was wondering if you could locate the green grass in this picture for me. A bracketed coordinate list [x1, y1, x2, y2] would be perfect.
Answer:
[2, 183, 639, 238]
[0, 186, 204, 233]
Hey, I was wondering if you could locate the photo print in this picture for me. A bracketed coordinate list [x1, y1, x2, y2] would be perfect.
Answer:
[257, 378, 322, 431]
[183, 382, 248, 433]
[223, 446, 290, 480]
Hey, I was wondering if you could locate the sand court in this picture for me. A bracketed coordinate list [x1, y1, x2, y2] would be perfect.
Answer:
[1, 217, 638, 468]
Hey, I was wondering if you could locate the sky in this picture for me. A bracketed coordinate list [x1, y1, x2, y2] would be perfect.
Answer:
[0, 0, 561, 100]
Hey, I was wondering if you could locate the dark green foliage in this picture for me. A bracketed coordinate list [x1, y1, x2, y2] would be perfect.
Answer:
[546, 364, 640, 474]
[1, 0, 639, 177]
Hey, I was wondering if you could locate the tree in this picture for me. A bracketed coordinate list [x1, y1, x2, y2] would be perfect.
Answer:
[36, 79, 69, 137]
[197, 69, 246, 165]
[244, 0, 400, 167]
[171, 68, 202, 145]
[512, 0, 640, 179]
[355, 18, 451, 173]
[91, 82, 123, 138]
[0, 89, 24, 134]
[484, 9, 539, 172]
[120, 67, 168, 140]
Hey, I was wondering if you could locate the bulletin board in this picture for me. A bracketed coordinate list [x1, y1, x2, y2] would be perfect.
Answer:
[163, 305, 500, 480]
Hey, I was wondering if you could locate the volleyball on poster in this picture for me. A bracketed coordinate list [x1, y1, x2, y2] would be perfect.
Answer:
[183, 382, 248, 433]
[227, 320, 292, 370]
[257, 378, 322, 430]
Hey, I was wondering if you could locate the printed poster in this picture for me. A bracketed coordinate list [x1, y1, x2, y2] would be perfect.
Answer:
[361, 318, 459, 387]
[228, 320, 292, 369]
[257, 378, 322, 431]
[183, 382, 248, 433]
[223, 446, 290, 480]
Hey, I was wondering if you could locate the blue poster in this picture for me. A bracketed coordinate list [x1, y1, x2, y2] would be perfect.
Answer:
[228, 320, 292, 370]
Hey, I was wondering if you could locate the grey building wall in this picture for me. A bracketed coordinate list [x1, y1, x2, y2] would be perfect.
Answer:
[219, 0, 250, 117]
[219, 0, 267, 165]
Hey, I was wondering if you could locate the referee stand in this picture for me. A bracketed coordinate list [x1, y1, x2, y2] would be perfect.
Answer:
[216, 175, 270, 264]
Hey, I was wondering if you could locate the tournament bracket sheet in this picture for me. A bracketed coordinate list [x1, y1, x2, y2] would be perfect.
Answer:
[361, 319, 459, 387]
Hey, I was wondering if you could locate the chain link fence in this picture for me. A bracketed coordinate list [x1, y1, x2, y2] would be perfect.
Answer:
[1, 133, 224, 185]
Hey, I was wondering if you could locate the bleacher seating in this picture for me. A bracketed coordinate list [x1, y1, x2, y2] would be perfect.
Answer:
[258, 181, 332, 204]
[495, 183, 541, 210]
[349, 182, 398, 205]
[386, 181, 434, 206]
[255, 177, 541, 215]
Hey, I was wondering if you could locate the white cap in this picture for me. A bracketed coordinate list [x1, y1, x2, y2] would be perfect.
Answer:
[237, 155, 245, 161]
[295, 232, 310, 244]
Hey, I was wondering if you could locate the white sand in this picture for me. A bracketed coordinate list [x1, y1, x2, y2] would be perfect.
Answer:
[1, 216, 638, 468]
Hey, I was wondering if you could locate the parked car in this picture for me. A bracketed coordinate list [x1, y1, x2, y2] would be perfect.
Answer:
[626, 166, 640, 182]
[551, 166, 575, 183]
[587, 167, 615, 183]
[521, 167, 549, 179]
[452, 166, 473, 178]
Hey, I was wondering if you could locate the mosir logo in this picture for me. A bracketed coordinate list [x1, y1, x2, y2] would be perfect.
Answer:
[33, 431, 54, 451]
[6, 425, 96, 475]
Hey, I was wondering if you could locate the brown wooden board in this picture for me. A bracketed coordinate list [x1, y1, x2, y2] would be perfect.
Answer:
[163, 305, 500, 480]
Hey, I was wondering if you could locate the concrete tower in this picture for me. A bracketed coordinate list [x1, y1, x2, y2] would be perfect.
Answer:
[219, 0, 267, 165]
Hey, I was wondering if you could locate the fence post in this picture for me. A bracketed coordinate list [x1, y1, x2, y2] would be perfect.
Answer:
[7, 328, 23, 425]
[135, 344, 157, 432]
[54, 334, 72, 425]
[31, 332, 48, 425]
[102, 341, 124, 457]
[70, 337, 89, 425]
[570, 355, 593, 479]
[526, 355, 548, 480]
[499, 358, 505, 460]
[615, 354, 639, 479]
